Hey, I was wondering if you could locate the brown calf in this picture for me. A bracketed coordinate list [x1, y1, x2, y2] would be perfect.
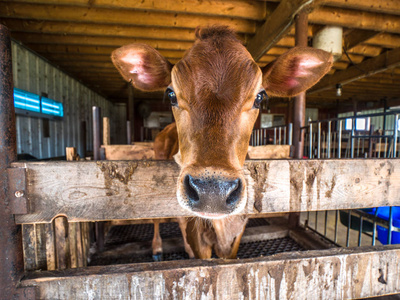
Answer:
[112, 26, 332, 259]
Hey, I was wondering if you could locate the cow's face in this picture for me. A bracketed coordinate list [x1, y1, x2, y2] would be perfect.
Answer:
[112, 26, 333, 219]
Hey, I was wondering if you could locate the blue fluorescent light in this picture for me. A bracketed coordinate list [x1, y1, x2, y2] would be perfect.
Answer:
[14, 88, 64, 117]
[41, 96, 63, 117]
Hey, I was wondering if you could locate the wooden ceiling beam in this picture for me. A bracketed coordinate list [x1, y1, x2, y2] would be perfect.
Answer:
[1, 19, 197, 42]
[27, 44, 186, 58]
[364, 33, 400, 49]
[1, 0, 266, 21]
[322, 0, 400, 16]
[310, 47, 400, 94]
[309, 7, 400, 34]
[0, 3, 256, 34]
[12, 33, 193, 51]
[345, 45, 383, 57]
[246, 0, 317, 61]
[343, 29, 380, 50]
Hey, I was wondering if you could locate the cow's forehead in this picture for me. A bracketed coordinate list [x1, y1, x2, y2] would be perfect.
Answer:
[172, 38, 261, 106]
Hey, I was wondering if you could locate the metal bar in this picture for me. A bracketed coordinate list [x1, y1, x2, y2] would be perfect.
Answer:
[127, 121, 131, 145]
[273, 128, 277, 145]
[384, 137, 388, 158]
[92, 106, 101, 160]
[283, 127, 286, 146]
[309, 123, 313, 158]
[278, 127, 282, 145]
[388, 206, 393, 245]
[378, 137, 381, 158]
[317, 122, 321, 159]
[288, 123, 293, 145]
[368, 122, 374, 158]
[327, 121, 331, 158]
[351, 119, 355, 158]
[372, 209, 378, 246]
[292, 11, 307, 160]
[346, 210, 351, 247]
[358, 216, 363, 247]
[393, 114, 398, 158]
[0, 24, 24, 299]
[334, 210, 339, 244]
[324, 211, 328, 237]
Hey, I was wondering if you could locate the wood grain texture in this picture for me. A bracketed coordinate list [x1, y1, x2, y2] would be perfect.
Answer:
[102, 144, 155, 160]
[12, 159, 400, 223]
[20, 245, 400, 299]
[247, 145, 293, 159]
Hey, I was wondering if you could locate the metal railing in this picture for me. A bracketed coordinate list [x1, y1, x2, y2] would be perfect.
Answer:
[252, 111, 400, 247]
[250, 123, 293, 146]
[301, 112, 400, 159]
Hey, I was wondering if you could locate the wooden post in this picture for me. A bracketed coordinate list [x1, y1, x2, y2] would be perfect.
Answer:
[103, 117, 110, 146]
[66, 147, 77, 161]
[0, 24, 24, 298]
[289, 11, 308, 229]
[54, 216, 71, 270]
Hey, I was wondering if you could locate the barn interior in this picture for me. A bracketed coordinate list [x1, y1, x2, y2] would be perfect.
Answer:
[1, 1, 400, 298]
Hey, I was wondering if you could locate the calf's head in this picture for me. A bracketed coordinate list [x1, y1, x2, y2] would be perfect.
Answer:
[112, 26, 332, 219]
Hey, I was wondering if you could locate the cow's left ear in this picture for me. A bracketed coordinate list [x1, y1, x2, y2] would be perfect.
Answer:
[262, 47, 333, 97]
[112, 43, 173, 91]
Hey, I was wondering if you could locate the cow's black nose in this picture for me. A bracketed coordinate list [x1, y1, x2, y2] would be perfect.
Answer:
[184, 175, 242, 214]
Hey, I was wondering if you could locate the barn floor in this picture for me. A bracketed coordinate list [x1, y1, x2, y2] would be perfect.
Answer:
[89, 218, 306, 266]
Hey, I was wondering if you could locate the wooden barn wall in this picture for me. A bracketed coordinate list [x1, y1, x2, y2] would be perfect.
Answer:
[11, 41, 120, 159]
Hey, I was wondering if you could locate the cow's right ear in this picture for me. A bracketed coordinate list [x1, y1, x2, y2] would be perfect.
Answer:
[112, 44, 173, 91]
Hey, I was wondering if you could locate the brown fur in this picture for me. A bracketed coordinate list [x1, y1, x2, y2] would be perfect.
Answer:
[112, 25, 333, 259]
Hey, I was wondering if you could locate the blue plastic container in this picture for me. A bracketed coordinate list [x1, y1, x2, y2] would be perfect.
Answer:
[374, 207, 400, 245]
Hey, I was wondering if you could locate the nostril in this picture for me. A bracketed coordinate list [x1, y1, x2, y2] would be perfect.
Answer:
[226, 179, 242, 206]
[184, 175, 200, 202]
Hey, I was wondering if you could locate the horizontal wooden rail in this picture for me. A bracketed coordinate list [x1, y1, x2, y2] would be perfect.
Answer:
[20, 245, 400, 299]
[11, 159, 400, 224]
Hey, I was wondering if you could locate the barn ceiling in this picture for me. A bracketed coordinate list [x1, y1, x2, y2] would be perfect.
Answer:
[1, 0, 400, 110]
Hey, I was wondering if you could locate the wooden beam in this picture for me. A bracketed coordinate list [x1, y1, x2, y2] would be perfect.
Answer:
[323, 0, 400, 16]
[0, 3, 256, 34]
[310, 48, 400, 94]
[1, 19, 197, 41]
[20, 246, 400, 299]
[12, 33, 193, 51]
[343, 29, 380, 50]
[11, 159, 400, 224]
[364, 33, 400, 49]
[247, 0, 316, 61]
[309, 6, 400, 34]
[1, 0, 266, 21]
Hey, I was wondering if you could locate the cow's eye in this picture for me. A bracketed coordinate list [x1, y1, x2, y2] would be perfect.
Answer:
[254, 89, 268, 109]
[166, 87, 178, 107]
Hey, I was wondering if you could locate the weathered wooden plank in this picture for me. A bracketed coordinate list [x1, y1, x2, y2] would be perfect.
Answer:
[247, 145, 293, 159]
[22, 224, 37, 271]
[102, 144, 155, 160]
[20, 246, 400, 300]
[54, 216, 71, 270]
[12, 159, 400, 223]
[45, 222, 56, 270]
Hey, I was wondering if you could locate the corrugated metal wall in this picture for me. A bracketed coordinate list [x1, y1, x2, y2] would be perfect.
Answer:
[12, 41, 123, 159]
